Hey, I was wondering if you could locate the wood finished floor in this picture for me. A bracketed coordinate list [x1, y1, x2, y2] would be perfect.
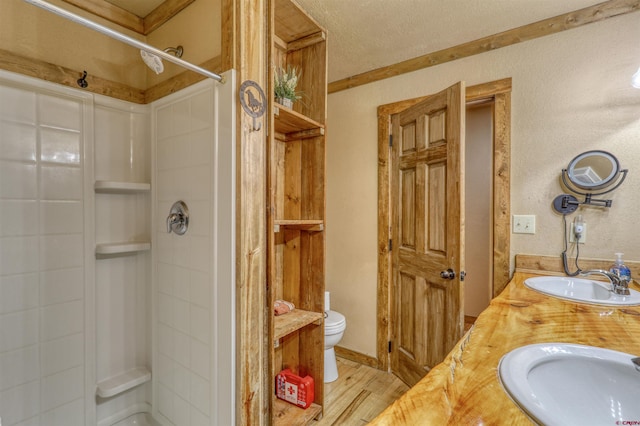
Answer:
[314, 357, 409, 425]
[315, 319, 476, 425]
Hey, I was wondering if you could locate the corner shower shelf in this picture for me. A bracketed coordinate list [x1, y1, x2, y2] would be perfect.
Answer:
[96, 367, 151, 398]
[95, 241, 151, 256]
[274, 309, 323, 341]
[95, 181, 151, 193]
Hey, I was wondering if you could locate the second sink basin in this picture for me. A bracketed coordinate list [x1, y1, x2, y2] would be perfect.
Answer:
[499, 343, 640, 425]
[524, 276, 640, 306]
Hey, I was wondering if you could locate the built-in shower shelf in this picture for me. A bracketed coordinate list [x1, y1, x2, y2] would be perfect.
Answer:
[96, 367, 151, 398]
[95, 241, 151, 256]
[94, 180, 151, 193]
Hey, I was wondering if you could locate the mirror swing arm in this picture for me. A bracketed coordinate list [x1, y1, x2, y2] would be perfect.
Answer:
[552, 150, 628, 214]
[554, 168, 628, 212]
[553, 150, 628, 277]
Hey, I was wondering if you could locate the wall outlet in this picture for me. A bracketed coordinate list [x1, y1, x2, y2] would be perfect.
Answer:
[569, 223, 587, 244]
[512, 215, 536, 234]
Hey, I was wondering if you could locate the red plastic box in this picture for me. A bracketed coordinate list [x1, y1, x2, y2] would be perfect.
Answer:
[275, 369, 314, 409]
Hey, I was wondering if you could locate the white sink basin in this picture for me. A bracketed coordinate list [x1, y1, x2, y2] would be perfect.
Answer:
[524, 276, 640, 306]
[499, 343, 640, 425]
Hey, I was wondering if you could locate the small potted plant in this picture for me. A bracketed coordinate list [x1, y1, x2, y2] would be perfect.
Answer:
[274, 66, 302, 108]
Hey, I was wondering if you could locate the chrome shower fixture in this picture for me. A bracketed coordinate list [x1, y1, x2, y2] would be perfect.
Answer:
[141, 45, 184, 75]
[22, 0, 223, 82]
[163, 46, 183, 58]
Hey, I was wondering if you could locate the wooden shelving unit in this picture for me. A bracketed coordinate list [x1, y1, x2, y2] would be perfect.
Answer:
[273, 399, 323, 425]
[268, 0, 328, 423]
[274, 219, 324, 232]
[274, 309, 324, 341]
[273, 104, 324, 141]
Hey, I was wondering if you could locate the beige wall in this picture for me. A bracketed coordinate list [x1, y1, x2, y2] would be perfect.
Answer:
[326, 13, 640, 357]
[1, 0, 147, 88]
[145, 0, 221, 86]
[1, 0, 221, 90]
[464, 105, 493, 317]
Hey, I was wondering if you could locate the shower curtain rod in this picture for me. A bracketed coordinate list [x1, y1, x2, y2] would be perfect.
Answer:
[23, 0, 225, 83]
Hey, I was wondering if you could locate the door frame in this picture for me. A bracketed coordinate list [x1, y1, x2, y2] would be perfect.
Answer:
[376, 78, 512, 370]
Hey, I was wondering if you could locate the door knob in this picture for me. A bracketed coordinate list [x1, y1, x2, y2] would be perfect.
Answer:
[440, 269, 456, 280]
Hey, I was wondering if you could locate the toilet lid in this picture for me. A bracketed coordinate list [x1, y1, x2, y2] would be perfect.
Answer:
[325, 310, 346, 329]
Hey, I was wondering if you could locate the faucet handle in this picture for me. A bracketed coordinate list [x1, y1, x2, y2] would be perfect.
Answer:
[166, 213, 180, 233]
[579, 269, 630, 295]
[166, 201, 189, 235]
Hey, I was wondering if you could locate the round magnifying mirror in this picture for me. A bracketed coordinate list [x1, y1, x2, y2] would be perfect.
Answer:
[566, 150, 620, 190]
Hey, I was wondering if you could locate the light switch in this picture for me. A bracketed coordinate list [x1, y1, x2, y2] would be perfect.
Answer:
[513, 215, 536, 234]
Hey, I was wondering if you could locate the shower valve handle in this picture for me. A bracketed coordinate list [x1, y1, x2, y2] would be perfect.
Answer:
[167, 201, 189, 235]
[166, 213, 182, 232]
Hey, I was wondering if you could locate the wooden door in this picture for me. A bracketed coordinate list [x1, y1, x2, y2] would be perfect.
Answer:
[390, 82, 465, 386]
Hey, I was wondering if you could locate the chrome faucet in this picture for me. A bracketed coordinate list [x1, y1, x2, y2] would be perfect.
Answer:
[580, 269, 630, 296]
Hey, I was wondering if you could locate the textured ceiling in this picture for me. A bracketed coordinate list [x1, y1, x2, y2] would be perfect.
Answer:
[294, 0, 605, 83]
[107, 0, 605, 83]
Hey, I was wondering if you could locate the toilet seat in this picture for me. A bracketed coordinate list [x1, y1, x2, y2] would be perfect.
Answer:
[325, 310, 346, 334]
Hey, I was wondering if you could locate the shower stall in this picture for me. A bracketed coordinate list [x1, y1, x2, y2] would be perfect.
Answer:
[0, 4, 236, 421]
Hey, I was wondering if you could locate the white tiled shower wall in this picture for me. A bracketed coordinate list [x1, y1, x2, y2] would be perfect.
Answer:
[152, 76, 235, 426]
[94, 97, 152, 423]
[0, 70, 235, 426]
[0, 73, 93, 425]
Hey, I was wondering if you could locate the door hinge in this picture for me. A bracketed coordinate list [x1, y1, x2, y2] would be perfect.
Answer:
[388, 341, 392, 353]
[388, 239, 392, 251]
[389, 134, 393, 147]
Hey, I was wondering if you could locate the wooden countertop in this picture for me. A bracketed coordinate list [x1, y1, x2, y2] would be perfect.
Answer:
[371, 271, 640, 425]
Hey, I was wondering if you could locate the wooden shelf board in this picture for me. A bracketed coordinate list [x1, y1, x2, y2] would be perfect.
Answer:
[274, 0, 324, 43]
[287, 31, 326, 52]
[95, 241, 151, 255]
[95, 181, 150, 193]
[274, 104, 324, 136]
[96, 367, 151, 398]
[275, 128, 324, 142]
[274, 220, 324, 232]
[273, 399, 322, 425]
[274, 309, 323, 340]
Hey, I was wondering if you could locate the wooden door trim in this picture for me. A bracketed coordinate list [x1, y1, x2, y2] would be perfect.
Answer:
[229, 0, 268, 423]
[376, 78, 511, 370]
[61, 0, 195, 35]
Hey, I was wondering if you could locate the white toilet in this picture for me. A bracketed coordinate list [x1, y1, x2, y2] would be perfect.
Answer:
[324, 291, 346, 383]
